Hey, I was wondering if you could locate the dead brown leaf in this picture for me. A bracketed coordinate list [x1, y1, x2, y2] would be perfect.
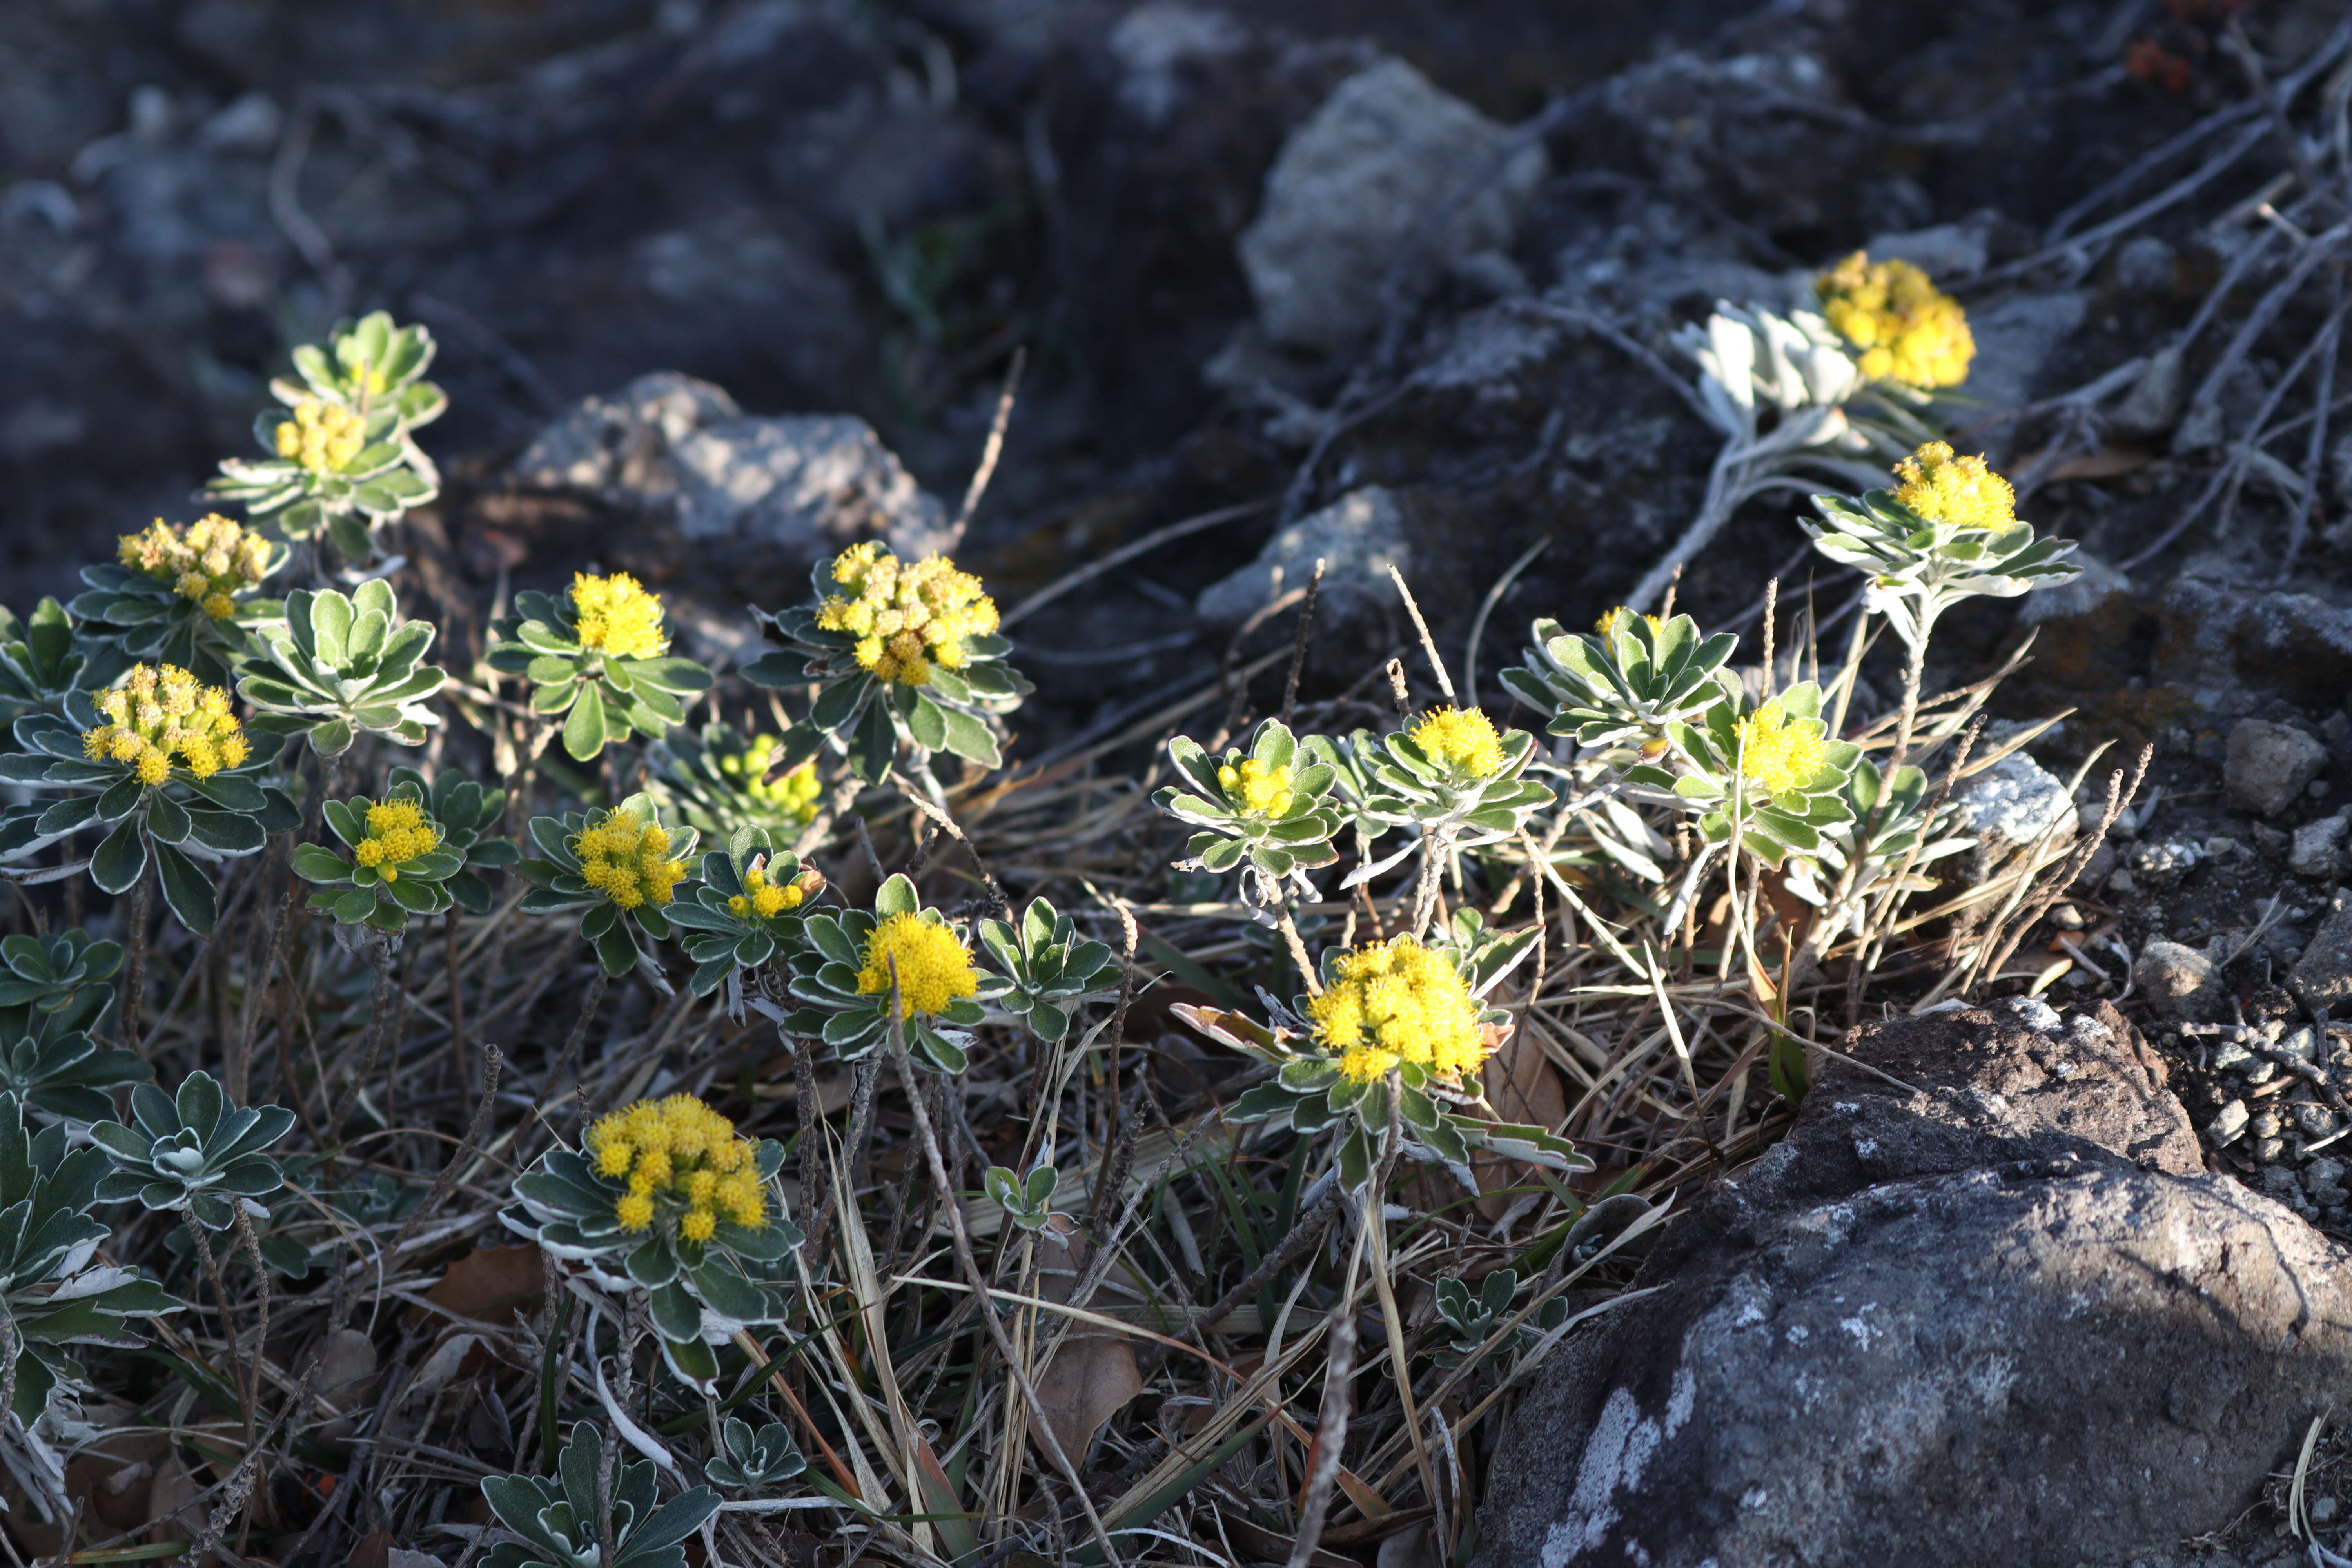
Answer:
[1027, 1229, 1142, 1462]
[419, 1244, 544, 1327]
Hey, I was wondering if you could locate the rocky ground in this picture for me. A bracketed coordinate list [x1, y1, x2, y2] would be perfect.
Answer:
[15, 0, 2352, 1563]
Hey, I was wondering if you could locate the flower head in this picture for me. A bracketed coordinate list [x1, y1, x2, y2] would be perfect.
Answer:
[726, 859, 823, 922]
[80, 664, 247, 784]
[815, 543, 1000, 688]
[569, 572, 670, 661]
[274, 399, 366, 473]
[1594, 607, 1664, 640]
[1308, 937, 1489, 1085]
[116, 514, 273, 619]
[1815, 252, 1975, 389]
[571, 810, 691, 910]
[1215, 757, 1294, 818]
[1408, 707, 1508, 780]
[353, 795, 443, 876]
[1889, 441, 2017, 534]
[586, 1095, 764, 1238]
[718, 735, 820, 823]
[1735, 699, 1830, 798]
[855, 912, 979, 1019]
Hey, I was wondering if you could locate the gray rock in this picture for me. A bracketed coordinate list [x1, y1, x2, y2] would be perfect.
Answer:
[1196, 486, 1409, 632]
[1962, 291, 2088, 437]
[512, 372, 947, 563]
[2211, 1098, 2250, 1144]
[2226, 719, 2328, 817]
[1864, 220, 1989, 280]
[2108, 344, 2184, 439]
[2138, 939, 2227, 1023]
[1236, 58, 1547, 352]
[2289, 902, 2352, 1016]
[1947, 752, 2079, 882]
[2157, 576, 2352, 716]
[1477, 1002, 2352, 1568]
[2016, 550, 2129, 625]
[2292, 812, 2349, 878]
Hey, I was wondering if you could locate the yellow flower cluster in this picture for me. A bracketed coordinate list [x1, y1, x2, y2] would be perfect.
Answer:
[586, 1095, 767, 1238]
[1308, 937, 1489, 1085]
[117, 514, 272, 620]
[80, 664, 248, 785]
[1216, 757, 1294, 817]
[275, 399, 365, 473]
[717, 735, 820, 824]
[815, 543, 999, 688]
[572, 813, 690, 910]
[570, 572, 670, 661]
[855, 912, 979, 1018]
[1595, 607, 1664, 641]
[1409, 706, 1508, 780]
[350, 797, 442, 879]
[1735, 701, 1829, 798]
[1889, 441, 2017, 534]
[1815, 252, 1975, 389]
[726, 860, 822, 921]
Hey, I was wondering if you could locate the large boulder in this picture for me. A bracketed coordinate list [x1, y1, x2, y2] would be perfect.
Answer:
[1477, 998, 2352, 1568]
[1236, 57, 1547, 353]
[511, 372, 949, 566]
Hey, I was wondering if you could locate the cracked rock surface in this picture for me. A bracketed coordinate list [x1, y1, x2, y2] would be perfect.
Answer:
[1477, 998, 2352, 1568]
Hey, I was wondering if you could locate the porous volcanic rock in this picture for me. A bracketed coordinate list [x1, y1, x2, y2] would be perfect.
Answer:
[1475, 998, 2352, 1568]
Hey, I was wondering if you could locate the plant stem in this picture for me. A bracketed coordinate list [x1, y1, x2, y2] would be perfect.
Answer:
[554, 968, 610, 1122]
[120, 873, 152, 1055]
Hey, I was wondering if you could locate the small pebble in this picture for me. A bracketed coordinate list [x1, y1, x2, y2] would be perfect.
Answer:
[2294, 1102, 2339, 1137]
[2256, 1136, 2288, 1161]
[2314, 1497, 2340, 1524]
[2211, 1100, 2250, 1143]
[2213, 1038, 2258, 1071]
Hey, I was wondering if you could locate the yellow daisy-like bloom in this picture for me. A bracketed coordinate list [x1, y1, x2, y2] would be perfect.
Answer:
[1735, 699, 1829, 799]
[79, 664, 246, 786]
[1308, 937, 1490, 1085]
[855, 912, 980, 1019]
[1815, 252, 1975, 389]
[589, 1094, 765, 1239]
[1889, 441, 2018, 534]
[814, 543, 1000, 688]
[351, 795, 444, 874]
[569, 572, 670, 661]
[1215, 757, 1294, 818]
[1408, 706, 1508, 780]
[116, 515, 272, 620]
[274, 399, 367, 473]
[1594, 606, 1664, 641]
[570, 811, 691, 911]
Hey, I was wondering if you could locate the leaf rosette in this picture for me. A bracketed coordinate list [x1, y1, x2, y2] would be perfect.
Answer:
[705, 1416, 808, 1495]
[743, 546, 1029, 782]
[1431, 1267, 1566, 1368]
[974, 897, 1118, 1043]
[480, 1425, 719, 1568]
[0, 931, 148, 1124]
[517, 794, 699, 978]
[70, 515, 286, 685]
[237, 579, 446, 756]
[646, 722, 822, 840]
[0, 598, 103, 718]
[1501, 611, 1738, 752]
[0, 1091, 180, 1429]
[486, 574, 711, 762]
[788, 873, 989, 1072]
[1152, 720, 1342, 903]
[205, 312, 444, 559]
[664, 826, 825, 1002]
[501, 1094, 800, 1387]
[292, 782, 469, 931]
[385, 764, 517, 914]
[89, 1071, 295, 1232]
[0, 664, 295, 936]
[1628, 681, 1862, 867]
[1178, 913, 1587, 1191]
[1338, 708, 1553, 888]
